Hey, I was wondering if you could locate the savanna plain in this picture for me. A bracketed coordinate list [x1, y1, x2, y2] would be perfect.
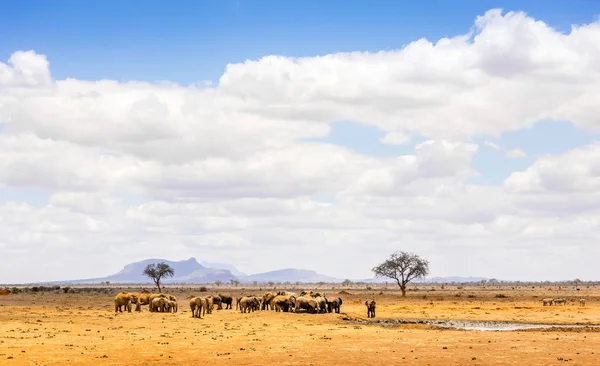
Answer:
[1, 285, 599, 365]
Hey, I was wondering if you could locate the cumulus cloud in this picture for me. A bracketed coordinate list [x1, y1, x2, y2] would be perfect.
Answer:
[380, 131, 411, 145]
[2, 9, 600, 283]
[504, 148, 527, 158]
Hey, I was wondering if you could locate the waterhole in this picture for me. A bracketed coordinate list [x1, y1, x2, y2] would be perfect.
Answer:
[343, 318, 600, 332]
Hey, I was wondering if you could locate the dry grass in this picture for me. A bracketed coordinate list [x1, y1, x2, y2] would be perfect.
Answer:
[1, 285, 599, 365]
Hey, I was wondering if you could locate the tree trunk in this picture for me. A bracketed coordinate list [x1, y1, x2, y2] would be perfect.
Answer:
[401, 285, 406, 297]
[155, 280, 161, 293]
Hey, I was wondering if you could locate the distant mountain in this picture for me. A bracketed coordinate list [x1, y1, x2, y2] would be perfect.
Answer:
[353, 276, 490, 284]
[199, 261, 247, 277]
[52, 257, 235, 285]
[239, 268, 341, 283]
[42, 257, 490, 285]
[420, 276, 489, 283]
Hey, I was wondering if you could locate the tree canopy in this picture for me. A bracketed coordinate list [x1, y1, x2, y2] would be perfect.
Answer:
[372, 251, 429, 296]
[142, 262, 175, 293]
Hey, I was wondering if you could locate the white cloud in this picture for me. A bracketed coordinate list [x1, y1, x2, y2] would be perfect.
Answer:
[484, 140, 501, 150]
[380, 131, 411, 145]
[504, 148, 527, 158]
[2, 9, 600, 283]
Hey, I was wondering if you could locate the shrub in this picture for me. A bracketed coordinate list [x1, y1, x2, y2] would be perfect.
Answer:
[63, 287, 71, 293]
[199, 286, 208, 292]
[10, 287, 21, 294]
[467, 294, 475, 298]
[455, 293, 462, 297]
[31, 286, 40, 292]
[494, 294, 507, 298]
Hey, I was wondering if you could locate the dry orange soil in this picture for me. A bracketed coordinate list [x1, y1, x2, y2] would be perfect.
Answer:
[1, 285, 599, 365]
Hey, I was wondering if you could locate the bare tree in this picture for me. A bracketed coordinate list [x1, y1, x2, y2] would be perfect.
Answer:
[341, 279, 353, 287]
[573, 278, 581, 290]
[142, 262, 175, 293]
[214, 280, 223, 287]
[372, 251, 429, 297]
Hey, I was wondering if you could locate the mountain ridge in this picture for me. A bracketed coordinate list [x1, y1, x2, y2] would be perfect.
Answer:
[37, 258, 491, 285]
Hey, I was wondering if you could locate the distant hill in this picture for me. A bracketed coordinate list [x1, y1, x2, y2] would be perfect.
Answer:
[42, 257, 490, 285]
[239, 269, 341, 283]
[354, 276, 490, 284]
[199, 261, 247, 277]
[421, 276, 489, 283]
[52, 257, 235, 285]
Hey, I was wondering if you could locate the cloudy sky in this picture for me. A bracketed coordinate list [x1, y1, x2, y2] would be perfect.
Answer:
[2, 1, 600, 283]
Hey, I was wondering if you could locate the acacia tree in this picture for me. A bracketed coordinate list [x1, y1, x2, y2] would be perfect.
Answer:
[372, 251, 429, 297]
[143, 262, 175, 293]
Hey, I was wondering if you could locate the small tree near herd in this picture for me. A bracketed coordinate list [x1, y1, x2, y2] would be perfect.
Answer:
[372, 251, 429, 297]
[143, 262, 175, 293]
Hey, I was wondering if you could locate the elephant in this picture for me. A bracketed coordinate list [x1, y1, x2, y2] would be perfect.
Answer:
[272, 295, 296, 312]
[189, 296, 206, 318]
[148, 293, 168, 312]
[219, 294, 233, 310]
[114, 292, 138, 313]
[238, 296, 260, 313]
[252, 296, 262, 311]
[327, 297, 343, 313]
[151, 297, 167, 312]
[126, 292, 144, 311]
[366, 300, 376, 318]
[211, 294, 223, 310]
[205, 296, 215, 314]
[136, 291, 152, 310]
[262, 292, 276, 310]
[314, 296, 328, 313]
[295, 296, 317, 313]
[166, 300, 178, 313]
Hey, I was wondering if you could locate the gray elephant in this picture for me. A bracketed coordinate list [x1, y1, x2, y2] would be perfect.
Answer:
[295, 296, 317, 313]
[272, 295, 296, 312]
[327, 297, 343, 313]
[366, 300, 376, 318]
[114, 292, 138, 313]
[189, 296, 205, 318]
[151, 297, 167, 312]
[219, 294, 233, 309]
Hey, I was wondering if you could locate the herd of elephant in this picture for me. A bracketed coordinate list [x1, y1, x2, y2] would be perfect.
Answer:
[113, 290, 355, 318]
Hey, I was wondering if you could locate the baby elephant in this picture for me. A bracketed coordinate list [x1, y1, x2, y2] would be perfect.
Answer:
[365, 300, 376, 318]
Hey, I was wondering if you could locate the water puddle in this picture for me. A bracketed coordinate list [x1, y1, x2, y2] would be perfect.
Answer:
[343, 317, 600, 332]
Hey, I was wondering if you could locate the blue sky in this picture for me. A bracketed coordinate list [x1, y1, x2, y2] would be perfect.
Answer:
[1, 1, 600, 190]
[2, 0, 599, 84]
[3, 1, 600, 282]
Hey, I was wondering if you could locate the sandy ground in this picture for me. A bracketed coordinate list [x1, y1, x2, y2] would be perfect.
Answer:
[1, 285, 600, 365]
